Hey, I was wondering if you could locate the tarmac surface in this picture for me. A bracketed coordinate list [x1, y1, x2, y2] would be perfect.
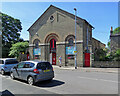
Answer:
[0, 65, 119, 95]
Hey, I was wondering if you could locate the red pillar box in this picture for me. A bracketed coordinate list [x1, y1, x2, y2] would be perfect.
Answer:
[85, 53, 90, 67]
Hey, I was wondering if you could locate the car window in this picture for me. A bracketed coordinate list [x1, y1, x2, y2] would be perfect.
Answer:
[17, 62, 25, 68]
[30, 63, 35, 68]
[37, 62, 52, 70]
[5, 59, 18, 65]
[23, 62, 35, 68]
[0, 60, 4, 64]
[23, 62, 30, 68]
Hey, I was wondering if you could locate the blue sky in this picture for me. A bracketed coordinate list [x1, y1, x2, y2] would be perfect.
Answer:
[2, 2, 118, 46]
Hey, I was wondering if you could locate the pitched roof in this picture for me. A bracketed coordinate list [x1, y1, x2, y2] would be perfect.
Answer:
[27, 5, 94, 31]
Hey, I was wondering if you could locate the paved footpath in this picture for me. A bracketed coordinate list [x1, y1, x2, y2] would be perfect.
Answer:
[53, 65, 118, 73]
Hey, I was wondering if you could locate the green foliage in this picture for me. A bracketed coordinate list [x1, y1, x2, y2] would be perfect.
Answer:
[9, 42, 29, 58]
[113, 27, 120, 35]
[1, 13, 22, 57]
[94, 48, 107, 61]
[104, 49, 120, 61]
[114, 49, 120, 61]
[105, 52, 114, 61]
[115, 49, 120, 55]
[107, 41, 110, 48]
[2, 13, 22, 43]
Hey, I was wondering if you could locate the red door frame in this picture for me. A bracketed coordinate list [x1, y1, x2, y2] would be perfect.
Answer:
[85, 53, 90, 67]
[50, 39, 56, 65]
[52, 53, 56, 65]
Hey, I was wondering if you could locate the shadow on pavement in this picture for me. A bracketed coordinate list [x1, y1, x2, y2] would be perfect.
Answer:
[1, 72, 65, 88]
[35, 79, 65, 88]
[10, 78, 65, 88]
[2, 90, 15, 96]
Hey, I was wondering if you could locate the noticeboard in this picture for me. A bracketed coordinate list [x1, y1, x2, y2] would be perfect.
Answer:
[66, 46, 75, 55]
[33, 48, 41, 55]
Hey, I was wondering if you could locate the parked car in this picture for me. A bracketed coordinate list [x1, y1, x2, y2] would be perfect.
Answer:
[0, 58, 19, 75]
[10, 61, 54, 85]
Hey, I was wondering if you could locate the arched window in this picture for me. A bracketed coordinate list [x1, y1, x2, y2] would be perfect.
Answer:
[68, 38, 74, 46]
[65, 35, 75, 60]
[33, 39, 40, 59]
[33, 39, 40, 48]
[65, 35, 75, 47]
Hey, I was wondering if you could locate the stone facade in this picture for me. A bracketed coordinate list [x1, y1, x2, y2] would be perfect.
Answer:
[110, 27, 120, 52]
[92, 38, 106, 53]
[28, 5, 93, 67]
[110, 34, 120, 52]
[92, 61, 120, 68]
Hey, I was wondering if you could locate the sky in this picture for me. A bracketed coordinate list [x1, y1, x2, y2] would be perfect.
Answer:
[1, 2, 118, 46]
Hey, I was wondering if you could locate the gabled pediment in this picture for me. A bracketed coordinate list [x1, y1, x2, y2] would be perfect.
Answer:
[28, 5, 94, 34]
[28, 5, 56, 33]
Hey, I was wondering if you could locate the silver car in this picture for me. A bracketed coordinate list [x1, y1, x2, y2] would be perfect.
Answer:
[10, 61, 54, 85]
[0, 58, 19, 75]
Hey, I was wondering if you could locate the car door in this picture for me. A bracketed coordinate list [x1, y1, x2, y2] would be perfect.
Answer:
[20, 62, 31, 80]
[15, 62, 25, 79]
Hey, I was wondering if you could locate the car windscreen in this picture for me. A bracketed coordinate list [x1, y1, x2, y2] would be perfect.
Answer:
[5, 59, 19, 64]
[37, 62, 52, 70]
[0, 60, 4, 64]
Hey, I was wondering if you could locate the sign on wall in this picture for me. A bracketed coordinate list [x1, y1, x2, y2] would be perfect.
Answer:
[66, 46, 75, 55]
[33, 48, 41, 55]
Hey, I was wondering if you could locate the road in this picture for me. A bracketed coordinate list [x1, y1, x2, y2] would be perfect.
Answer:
[0, 67, 118, 95]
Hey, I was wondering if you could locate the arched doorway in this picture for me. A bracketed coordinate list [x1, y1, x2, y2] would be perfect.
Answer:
[50, 39, 56, 65]
[45, 33, 59, 65]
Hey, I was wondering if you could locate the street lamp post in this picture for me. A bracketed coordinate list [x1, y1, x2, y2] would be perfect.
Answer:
[74, 8, 77, 69]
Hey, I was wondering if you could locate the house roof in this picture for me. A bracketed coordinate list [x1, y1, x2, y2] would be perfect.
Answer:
[92, 37, 106, 47]
[27, 5, 94, 31]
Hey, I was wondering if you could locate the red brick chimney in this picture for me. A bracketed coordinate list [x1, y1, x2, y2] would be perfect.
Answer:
[110, 26, 113, 35]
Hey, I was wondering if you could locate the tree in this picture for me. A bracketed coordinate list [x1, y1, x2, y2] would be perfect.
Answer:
[113, 27, 120, 35]
[114, 49, 120, 61]
[18, 38, 24, 42]
[1, 13, 22, 57]
[94, 48, 107, 61]
[107, 41, 110, 48]
[9, 42, 29, 58]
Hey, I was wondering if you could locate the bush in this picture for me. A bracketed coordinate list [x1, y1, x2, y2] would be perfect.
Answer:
[9, 42, 29, 58]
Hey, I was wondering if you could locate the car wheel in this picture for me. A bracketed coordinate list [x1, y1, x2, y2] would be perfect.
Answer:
[1, 70, 5, 75]
[27, 76, 34, 85]
[10, 72, 15, 79]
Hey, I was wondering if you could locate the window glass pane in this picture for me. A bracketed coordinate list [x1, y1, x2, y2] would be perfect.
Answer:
[68, 38, 73, 46]
[30, 63, 35, 68]
[35, 42, 39, 48]
[34, 39, 40, 48]
[24, 63, 30, 68]
[37, 62, 52, 70]
[23, 62, 35, 68]
[17, 62, 25, 68]
[5, 59, 18, 64]
[0, 60, 4, 64]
